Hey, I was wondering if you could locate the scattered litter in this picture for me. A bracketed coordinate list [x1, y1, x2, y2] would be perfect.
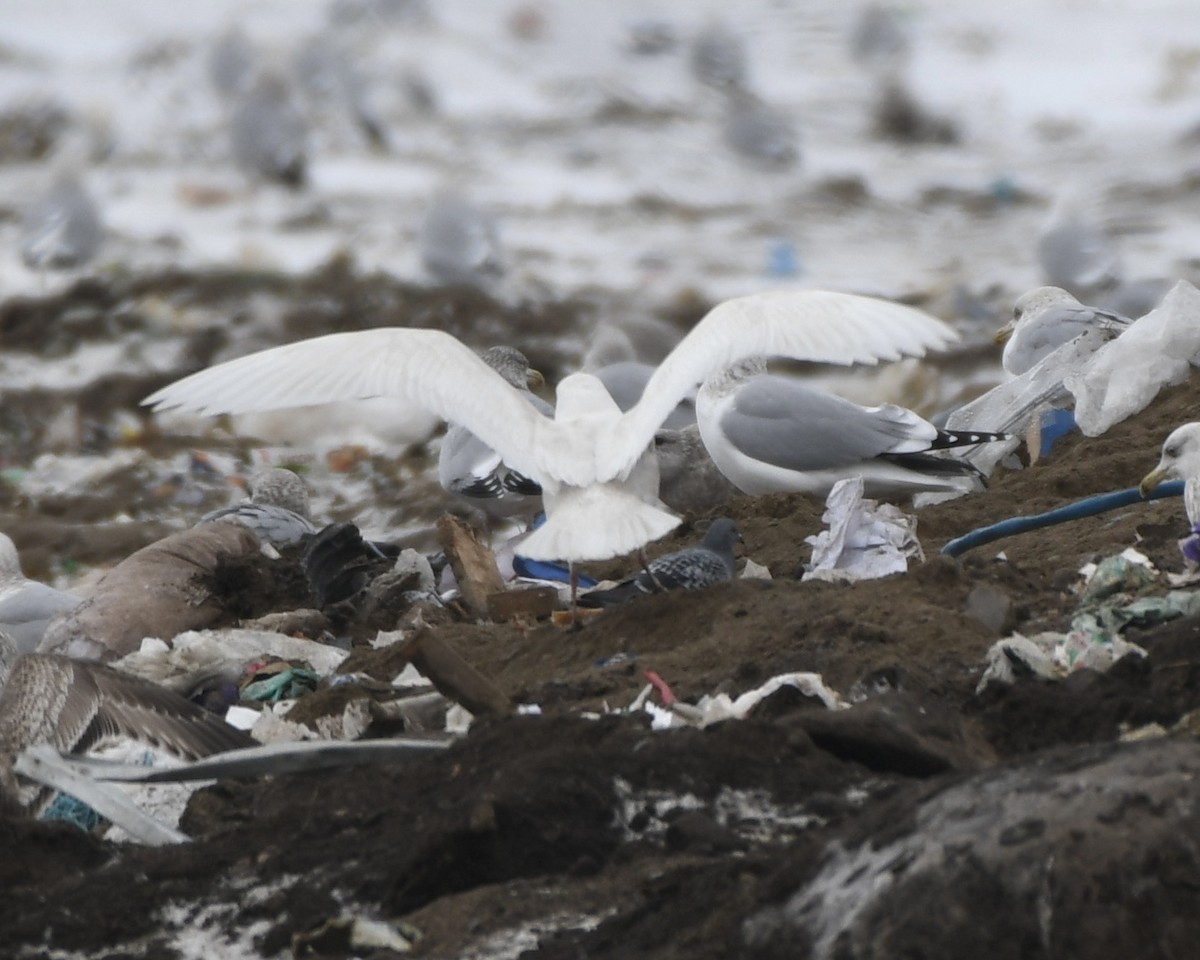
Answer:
[802, 477, 922, 582]
[115, 629, 348, 686]
[641, 669, 847, 728]
[740, 558, 772, 580]
[240, 662, 320, 702]
[1067, 280, 1200, 436]
[977, 548, 1200, 692]
[293, 914, 420, 955]
[1078, 547, 1156, 602]
[15, 745, 189, 846]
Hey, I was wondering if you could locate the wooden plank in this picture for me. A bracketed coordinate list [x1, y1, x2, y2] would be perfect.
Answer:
[396, 628, 512, 718]
[486, 585, 559, 622]
[437, 514, 506, 619]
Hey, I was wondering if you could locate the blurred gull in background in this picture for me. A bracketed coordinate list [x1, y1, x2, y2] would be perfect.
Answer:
[20, 171, 104, 272]
[723, 93, 800, 169]
[229, 70, 309, 188]
[688, 19, 748, 91]
[1037, 198, 1123, 297]
[419, 193, 504, 286]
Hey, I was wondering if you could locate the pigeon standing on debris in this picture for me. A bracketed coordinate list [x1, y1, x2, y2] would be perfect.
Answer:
[20, 172, 103, 271]
[142, 290, 958, 565]
[1140, 422, 1200, 566]
[580, 518, 742, 607]
[229, 71, 308, 187]
[0, 631, 253, 817]
[0, 534, 82, 655]
[197, 467, 317, 548]
[995, 286, 1132, 376]
[439, 346, 552, 526]
[419, 194, 503, 285]
[696, 358, 1008, 498]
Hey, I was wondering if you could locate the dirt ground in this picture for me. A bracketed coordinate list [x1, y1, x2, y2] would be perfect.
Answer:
[1, 273, 1199, 958]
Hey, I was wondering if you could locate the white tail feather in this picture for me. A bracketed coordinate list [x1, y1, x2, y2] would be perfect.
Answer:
[520, 485, 681, 562]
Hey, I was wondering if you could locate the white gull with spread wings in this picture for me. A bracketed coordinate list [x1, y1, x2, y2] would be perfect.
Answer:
[144, 290, 957, 562]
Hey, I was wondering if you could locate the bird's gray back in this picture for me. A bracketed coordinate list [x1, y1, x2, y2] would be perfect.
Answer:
[720, 378, 931, 471]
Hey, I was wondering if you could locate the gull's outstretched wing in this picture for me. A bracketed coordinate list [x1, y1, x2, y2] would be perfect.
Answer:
[144, 328, 569, 485]
[599, 290, 957, 478]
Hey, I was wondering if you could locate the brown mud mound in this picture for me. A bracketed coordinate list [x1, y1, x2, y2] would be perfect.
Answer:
[2, 278, 1200, 956]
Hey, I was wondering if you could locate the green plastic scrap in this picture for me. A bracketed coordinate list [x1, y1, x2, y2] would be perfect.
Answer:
[1079, 553, 1157, 603]
[41, 792, 105, 831]
[241, 668, 320, 703]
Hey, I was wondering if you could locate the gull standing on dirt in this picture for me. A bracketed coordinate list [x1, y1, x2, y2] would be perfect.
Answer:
[0, 631, 252, 817]
[20, 172, 103, 272]
[229, 70, 308, 188]
[689, 20, 748, 90]
[142, 290, 958, 565]
[419, 194, 503, 285]
[1037, 202, 1122, 295]
[438, 346, 551, 526]
[1140, 422, 1200, 566]
[696, 359, 1007, 498]
[995, 286, 1132, 376]
[197, 467, 316, 548]
[580, 518, 742, 607]
[0, 534, 82, 655]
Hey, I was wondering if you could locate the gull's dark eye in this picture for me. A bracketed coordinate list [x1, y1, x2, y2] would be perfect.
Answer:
[1166, 446, 1180, 459]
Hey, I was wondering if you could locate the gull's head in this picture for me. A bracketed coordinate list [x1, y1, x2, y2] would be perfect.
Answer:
[997, 286, 1077, 345]
[554, 372, 621, 424]
[1140, 423, 1200, 497]
[481, 345, 543, 390]
[248, 467, 311, 518]
[0, 533, 22, 582]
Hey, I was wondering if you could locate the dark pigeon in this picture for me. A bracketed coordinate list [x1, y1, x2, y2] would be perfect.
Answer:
[579, 518, 741, 608]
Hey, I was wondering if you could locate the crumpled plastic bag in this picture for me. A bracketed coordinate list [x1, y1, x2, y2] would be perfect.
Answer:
[1066, 279, 1200, 436]
[802, 477, 923, 583]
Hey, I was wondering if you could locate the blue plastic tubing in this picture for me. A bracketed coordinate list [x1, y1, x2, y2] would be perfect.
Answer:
[940, 480, 1186, 558]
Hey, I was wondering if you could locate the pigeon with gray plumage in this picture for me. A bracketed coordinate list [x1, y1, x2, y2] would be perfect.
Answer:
[579, 517, 741, 607]
[197, 467, 316, 548]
